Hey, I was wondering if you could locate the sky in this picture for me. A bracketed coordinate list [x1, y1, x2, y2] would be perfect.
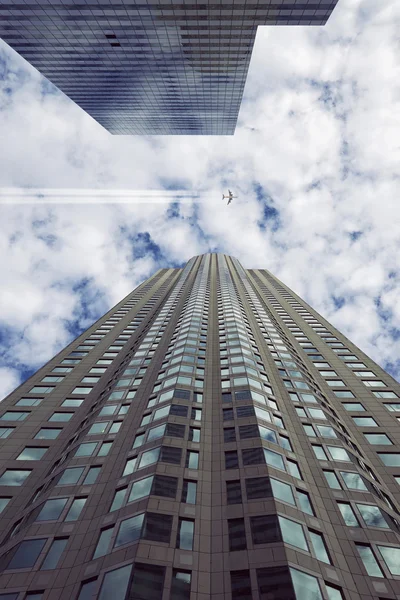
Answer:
[0, 0, 399, 400]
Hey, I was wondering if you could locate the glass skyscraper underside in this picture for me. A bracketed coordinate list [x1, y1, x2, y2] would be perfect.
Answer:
[0, 1, 339, 134]
[0, 254, 400, 599]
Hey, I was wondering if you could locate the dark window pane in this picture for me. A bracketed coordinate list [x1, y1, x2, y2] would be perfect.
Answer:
[160, 447, 182, 465]
[231, 570, 252, 600]
[237, 406, 255, 418]
[225, 451, 238, 469]
[170, 405, 188, 417]
[239, 424, 259, 439]
[143, 513, 173, 544]
[153, 475, 177, 499]
[77, 580, 97, 600]
[236, 390, 252, 401]
[227, 481, 242, 505]
[224, 428, 236, 442]
[246, 477, 272, 500]
[166, 423, 185, 439]
[251, 515, 281, 545]
[40, 538, 68, 569]
[129, 563, 165, 600]
[7, 539, 46, 569]
[228, 518, 247, 551]
[174, 389, 190, 400]
[170, 570, 191, 600]
[223, 408, 234, 421]
[257, 566, 295, 600]
[242, 448, 264, 466]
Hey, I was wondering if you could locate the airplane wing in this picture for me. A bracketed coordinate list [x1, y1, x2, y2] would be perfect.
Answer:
[228, 189, 232, 195]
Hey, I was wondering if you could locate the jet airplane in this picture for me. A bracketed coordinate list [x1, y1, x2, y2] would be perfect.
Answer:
[222, 190, 237, 205]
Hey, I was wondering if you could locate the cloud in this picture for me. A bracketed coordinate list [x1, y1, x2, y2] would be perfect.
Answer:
[0, 0, 400, 396]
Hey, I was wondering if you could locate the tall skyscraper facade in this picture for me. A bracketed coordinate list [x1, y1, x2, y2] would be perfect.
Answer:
[0, 2, 339, 135]
[0, 253, 400, 599]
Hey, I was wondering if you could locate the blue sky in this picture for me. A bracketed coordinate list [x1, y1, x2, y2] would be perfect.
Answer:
[0, 0, 399, 398]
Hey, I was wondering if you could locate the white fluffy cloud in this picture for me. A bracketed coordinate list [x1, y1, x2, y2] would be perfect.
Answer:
[0, 0, 399, 400]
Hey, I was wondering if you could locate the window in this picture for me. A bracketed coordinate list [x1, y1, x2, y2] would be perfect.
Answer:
[290, 568, 323, 600]
[65, 498, 86, 521]
[379, 453, 400, 466]
[341, 471, 368, 491]
[171, 570, 191, 600]
[49, 412, 73, 422]
[75, 443, 97, 457]
[228, 518, 247, 550]
[40, 538, 67, 570]
[271, 477, 295, 505]
[93, 527, 113, 559]
[0, 412, 29, 421]
[278, 516, 308, 550]
[83, 466, 101, 485]
[0, 498, 11, 514]
[323, 471, 341, 489]
[316, 425, 337, 438]
[0, 470, 31, 486]
[71, 387, 92, 395]
[176, 519, 194, 550]
[343, 403, 365, 411]
[252, 515, 281, 545]
[129, 563, 165, 600]
[338, 503, 359, 526]
[77, 580, 97, 600]
[356, 544, 384, 577]
[230, 570, 252, 600]
[17, 447, 48, 461]
[7, 539, 46, 569]
[115, 513, 144, 547]
[139, 447, 160, 469]
[29, 387, 54, 394]
[225, 451, 238, 469]
[182, 480, 197, 504]
[98, 442, 112, 456]
[189, 427, 201, 442]
[313, 445, 327, 460]
[227, 481, 242, 504]
[62, 399, 83, 407]
[98, 565, 132, 600]
[287, 460, 302, 479]
[352, 417, 378, 427]
[297, 490, 315, 515]
[35, 428, 62, 440]
[58, 467, 84, 486]
[263, 448, 284, 471]
[37, 498, 68, 521]
[377, 545, 400, 575]
[81, 377, 100, 384]
[309, 530, 331, 564]
[16, 398, 42, 407]
[327, 447, 350, 461]
[326, 584, 344, 600]
[224, 428, 236, 442]
[357, 504, 389, 528]
[364, 433, 392, 445]
[258, 566, 295, 600]
[110, 488, 126, 512]
[334, 391, 354, 398]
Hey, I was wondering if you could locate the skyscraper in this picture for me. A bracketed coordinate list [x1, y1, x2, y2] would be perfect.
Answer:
[0, 253, 400, 599]
[0, 2, 339, 135]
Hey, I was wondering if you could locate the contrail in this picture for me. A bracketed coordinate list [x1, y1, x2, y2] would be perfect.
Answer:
[0, 189, 202, 204]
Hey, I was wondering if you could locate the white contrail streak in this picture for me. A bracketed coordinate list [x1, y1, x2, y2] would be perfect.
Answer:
[0, 189, 202, 204]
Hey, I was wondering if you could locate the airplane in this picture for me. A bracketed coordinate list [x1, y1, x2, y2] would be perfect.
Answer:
[222, 190, 237, 205]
